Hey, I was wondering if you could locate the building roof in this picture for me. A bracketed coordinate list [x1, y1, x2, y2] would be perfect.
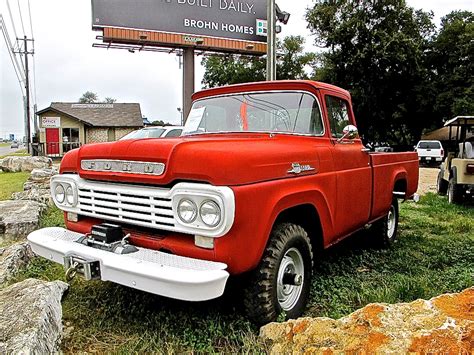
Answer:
[36, 102, 143, 127]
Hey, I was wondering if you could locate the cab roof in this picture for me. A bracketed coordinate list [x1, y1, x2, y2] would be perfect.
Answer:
[193, 80, 352, 102]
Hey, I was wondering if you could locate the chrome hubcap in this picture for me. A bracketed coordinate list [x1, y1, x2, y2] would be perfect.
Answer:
[387, 205, 396, 239]
[277, 248, 304, 311]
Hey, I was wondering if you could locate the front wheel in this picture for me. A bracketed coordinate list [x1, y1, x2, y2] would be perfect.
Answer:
[243, 223, 313, 325]
[371, 198, 399, 248]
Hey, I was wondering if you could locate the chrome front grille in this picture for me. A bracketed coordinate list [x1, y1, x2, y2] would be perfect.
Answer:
[76, 183, 175, 229]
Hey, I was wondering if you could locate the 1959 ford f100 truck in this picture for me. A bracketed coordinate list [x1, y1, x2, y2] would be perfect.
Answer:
[28, 80, 419, 324]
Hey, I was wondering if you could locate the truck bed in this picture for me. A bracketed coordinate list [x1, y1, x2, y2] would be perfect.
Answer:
[370, 152, 419, 219]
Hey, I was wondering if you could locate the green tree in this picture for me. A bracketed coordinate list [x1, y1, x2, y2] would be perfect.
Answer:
[78, 91, 99, 103]
[429, 11, 474, 123]
[306, 0, 435, 144]
[202, 36, 316, 88]
[104, 97, 117, 104]
[151, 120, 174, 126]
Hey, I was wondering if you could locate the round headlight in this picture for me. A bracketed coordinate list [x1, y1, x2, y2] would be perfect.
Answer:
[177, 199, 197, 223]
[200, 200, 221, 227]
[66, 186, 75, 205]
[54, 184, 65, 203]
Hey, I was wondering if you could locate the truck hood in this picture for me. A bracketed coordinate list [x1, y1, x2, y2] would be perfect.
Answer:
[63, 133, 320, 186]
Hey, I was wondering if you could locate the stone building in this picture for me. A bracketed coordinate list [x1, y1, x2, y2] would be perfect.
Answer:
[35, 102, 143, 156]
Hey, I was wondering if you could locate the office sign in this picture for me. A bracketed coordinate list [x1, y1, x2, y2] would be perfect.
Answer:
[42, 117, 61, 128]
[92, 0, 267, 43]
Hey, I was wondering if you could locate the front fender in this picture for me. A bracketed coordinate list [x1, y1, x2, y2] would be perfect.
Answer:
[215, 174, 336, 274]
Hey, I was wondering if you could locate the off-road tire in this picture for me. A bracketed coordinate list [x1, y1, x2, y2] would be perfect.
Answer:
[243, 223, 313, 325]
[370, 198, 399, 248]
[447, 178, 462, 204]
[437, 171, 448, 195]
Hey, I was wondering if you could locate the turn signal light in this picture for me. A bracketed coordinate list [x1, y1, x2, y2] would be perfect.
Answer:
[466, 164, 474, 174]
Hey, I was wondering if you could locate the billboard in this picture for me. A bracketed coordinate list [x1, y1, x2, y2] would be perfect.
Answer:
[92, 0, 268, 43]
[92, 0, 266, 42]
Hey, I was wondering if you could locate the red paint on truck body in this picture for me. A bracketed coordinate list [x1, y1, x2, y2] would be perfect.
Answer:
[60, 81, 418, 275]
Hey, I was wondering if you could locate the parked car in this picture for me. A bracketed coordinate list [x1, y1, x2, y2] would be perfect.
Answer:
[10, 141, 19, 148]
[436, 116, 474, 204]
[27, 81, 419, 324]
[415, 140, 444, 165]
[120, 126, 184, 140]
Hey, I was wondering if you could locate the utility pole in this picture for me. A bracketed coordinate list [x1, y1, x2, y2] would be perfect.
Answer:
[266, 0, 276, 81]
[182, 48, 195, 122]
[14, 36, 34, 153]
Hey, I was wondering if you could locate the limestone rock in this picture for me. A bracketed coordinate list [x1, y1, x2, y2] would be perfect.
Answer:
[12, 188, 52, 205]
[0, 278, 68, 353]
[0, 156, 52, 172]
[11, 167, 57, 204]
[0, 242, 34, 286]
[0, 200, 46, 242]
[260, 288, 474, 354]
[29, 167, 58, 182]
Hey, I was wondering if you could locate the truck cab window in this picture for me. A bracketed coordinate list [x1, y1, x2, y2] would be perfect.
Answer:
[325, 96, 351, 138]
[185, 92, 324, 136]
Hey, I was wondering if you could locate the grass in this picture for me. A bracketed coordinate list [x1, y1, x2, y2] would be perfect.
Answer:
[0, 149, 29, 159]
[12, 194, 474, 353]
[0, 171, 30, 200]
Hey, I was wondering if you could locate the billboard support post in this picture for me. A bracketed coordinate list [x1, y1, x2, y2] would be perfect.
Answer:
[266, 0, 276, 81]
[183, 48, 195, 123]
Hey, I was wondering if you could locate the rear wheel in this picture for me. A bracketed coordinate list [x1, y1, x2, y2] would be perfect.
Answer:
[447, 178, 462, 204]
[437, 171, 448, 195]
[371, 198, 399, 248]
[243, 223, 313, 325]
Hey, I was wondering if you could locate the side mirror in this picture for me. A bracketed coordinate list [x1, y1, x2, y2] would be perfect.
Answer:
[337, 125, 359, 143]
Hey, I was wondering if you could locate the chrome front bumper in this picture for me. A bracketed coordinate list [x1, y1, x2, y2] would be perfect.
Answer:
[27, 227, 229, 301]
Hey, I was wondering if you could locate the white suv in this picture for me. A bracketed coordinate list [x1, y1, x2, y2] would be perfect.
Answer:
[120, 126, 184, 140]
[415, 140, 444, 165]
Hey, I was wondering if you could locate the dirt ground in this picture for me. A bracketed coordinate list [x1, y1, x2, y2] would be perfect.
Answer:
[417, 167, 439, 195]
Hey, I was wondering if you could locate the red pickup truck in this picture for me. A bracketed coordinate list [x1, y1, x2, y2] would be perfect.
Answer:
[28, 81, 418, 324]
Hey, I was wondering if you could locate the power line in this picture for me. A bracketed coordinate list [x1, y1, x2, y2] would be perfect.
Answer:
[0, 15, 26, 95]
[32, 54, 37, 107]
[6, 0, 19, 41]
[27, 0, 34, 39]
[27, 0, 37, 106]
[1, 12, 26, 78]
[17, 0, 26, 36]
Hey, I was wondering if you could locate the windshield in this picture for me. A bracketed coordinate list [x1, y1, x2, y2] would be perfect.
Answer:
[418, 141, 441, 149]
[120, 128, 166, 140]
[183, 92, 324, 136]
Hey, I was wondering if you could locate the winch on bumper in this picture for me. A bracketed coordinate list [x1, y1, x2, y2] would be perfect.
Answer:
[27, 227, 229, 301]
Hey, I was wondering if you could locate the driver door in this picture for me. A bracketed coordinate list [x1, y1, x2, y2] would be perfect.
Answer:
[323, 92, 372, 239]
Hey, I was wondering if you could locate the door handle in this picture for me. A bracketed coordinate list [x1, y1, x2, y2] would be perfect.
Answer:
[361, 148, 370, 152]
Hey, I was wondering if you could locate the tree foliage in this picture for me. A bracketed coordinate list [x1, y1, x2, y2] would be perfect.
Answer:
[306, 1, 473, 144]
[104, 97, 117, 104]
[428, 11, 474, 122]
[79, 91, 99, 103]
[201, 36, 316, 88]
[307, 0, 435, 144]
[78, 92, 117, 104]
[151, 120, 174, 126]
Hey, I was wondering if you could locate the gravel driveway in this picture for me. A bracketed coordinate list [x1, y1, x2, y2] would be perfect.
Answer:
[417, 167, 440, 195]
